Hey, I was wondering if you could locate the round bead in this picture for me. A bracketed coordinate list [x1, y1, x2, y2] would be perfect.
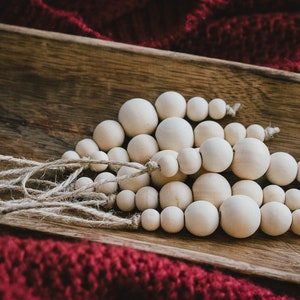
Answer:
[107, 147, 130, 172]
[154, 91, 186, 119]
[75, 138, 99, 157]
[155, 117, 194, 151]
[157, 154, 179, 178]
[291, 209, 300, 235]
[141, 209, 160, 231]
[297, 162, 300, 183]
[61, 150, 80, 160]
[186, 97, 208, 122]
[94, 172, 118, 194]
[159, 181, 193, 211]
[260, 202, 292, 236]
[199, 137, 233, 172]
[208, 98, 227, 120]
[89, 151, 109, 172]
[116, 190, 136, 212]
[75, 176, 94, 192]
[246, 124, 265, 141]
[194, 120, 224, 147]
[135, 186, 159, 211]
[93, 120, 125, 151]
[232, 180, 263, 207]
[224, 122, 246, 146]
[192, 173, 231, 208]
[231, 138, 270, 180]
[185, 201, 219, 237]
[266, 152, 298, 186]
[177, 148, 202, 175]
[160, 206, 184, 233]
[118, 98, 158, 137]
[262, 184, 285, 204]
[285, 189, 300, 211]
[117, 165, 150, 192]
[220, 195, 261, 238]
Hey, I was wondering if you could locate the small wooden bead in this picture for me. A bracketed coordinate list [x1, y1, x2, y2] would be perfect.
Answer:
[89, 151, 109, 172]
[291, 209, 300, 235]
[177, 147, 202, 175]
[107, 147, 130, 172]
[224, 122, 246, 146]
[154, 91, 186, 119]
[186, 97, 208, 122]
[260, 202, 292, 236]
[194, 120, 224, 147]
[220, 195, 261, 238]
[199, 137, 233, 173]
[116, 190, 136, 212]
[141, 209, 160, 231]
[192, 173, 231, 208]
[285, 189, 300, 211]
[208, 98, 227, 120]
[155, 117, 194, 151]
[159, 181, 193, 211]
[262, 184, 285, 204]
[94, 172, 118, 194]
[75, 138, 99, 157]
[266, 152, 298, 186]
[160, 206, 184, 233]
[93, 120, 125, 151]
[157, 154, 179, 178]
[118, 98, 158, 137]
[127, 134, 159, 164]
[61, 150, 80, 160]
[135, 186, 159, 211]
[246, 124, 265, 141]
[75, 177, 94, 192]
[232, 180, 263, 207]
[185, 200, 219, 236]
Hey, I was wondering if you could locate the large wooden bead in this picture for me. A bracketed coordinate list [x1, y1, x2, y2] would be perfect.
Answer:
[154, 91, 186, 119]
[224, 122, 246, 146]
[157, 154, 179, 178]
[75, 138, 99, 157]
[186, 97, 208, 122]
[155, 117, 194, 151]
[116, 190, 136, 212]
[285, 189, 300, 211]
[231, 138, 270, 180]
[94, 172, 118, 194]
[199, 137, 233, 172]
[135, 186, 159, 211]
[177, 147, 202, 175]
[194, 120, 224, 147]
[262, 184, 285, 204]
[192, 173, 231, 208]
[118, 98, 158, 137]
[266, 152, 298, 186]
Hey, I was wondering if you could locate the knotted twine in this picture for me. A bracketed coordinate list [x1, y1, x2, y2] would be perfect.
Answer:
[0, 154, 159, 230]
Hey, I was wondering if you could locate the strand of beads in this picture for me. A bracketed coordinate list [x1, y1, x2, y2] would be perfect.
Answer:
[60, 91, 299, 239]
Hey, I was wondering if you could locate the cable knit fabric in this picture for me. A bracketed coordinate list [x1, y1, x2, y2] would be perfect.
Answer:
[0, 1, 300, 299]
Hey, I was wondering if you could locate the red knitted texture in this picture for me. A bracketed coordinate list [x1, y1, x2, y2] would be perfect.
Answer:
[0, 1, 300, 299]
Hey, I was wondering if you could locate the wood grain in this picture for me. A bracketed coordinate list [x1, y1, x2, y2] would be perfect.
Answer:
[0, 24, 300, 284]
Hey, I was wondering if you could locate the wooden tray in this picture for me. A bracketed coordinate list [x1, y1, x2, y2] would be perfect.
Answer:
[0, 23, 299, 284]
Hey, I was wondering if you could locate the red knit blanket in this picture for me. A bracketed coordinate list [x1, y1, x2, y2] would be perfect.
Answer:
[0, 1, 299, 299]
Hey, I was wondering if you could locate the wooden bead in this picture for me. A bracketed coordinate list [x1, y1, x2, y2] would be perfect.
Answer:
[231, 138, 270, 180]
[141, 209, 160, 231]
[194, 120, 224, 147]
[177, 147, 202, 175]
[262, 184, 285, 204]
[297, 162, 300, 183]
[208, 98, 227, 120]
[135, 186, 159, 211]
[266, 152, 298, 186]
[118, 98, 158, 137]
[61, 150, 80, 160]
[220, 195, 261, 238]
[107, 147, 130, 172]
[291, 209, 300, 235]
[157, 154, 179, 178]
[246, 124, 265, 141]
[192, 173, 231, 208]
[186, 97, 208, 122]
[260, 202, 292, 236]
[93, 120, 125, 151]
[285, 189, 300, 211]
[160, 206, 184, 233]
[89, 151, 109, 172]
[116, 190, 136, 212]
[75, 176, 94, 192]
[185, 200, 219, 237]
[224, 122, 246, 146]
[75, 138, 99, 157]
[94, 172, 118, 194]
[199, 137, 233, 172]
[154, 91, 186, 119]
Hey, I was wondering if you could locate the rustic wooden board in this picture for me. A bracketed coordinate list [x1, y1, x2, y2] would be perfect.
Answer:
[0, 24, 300, 284]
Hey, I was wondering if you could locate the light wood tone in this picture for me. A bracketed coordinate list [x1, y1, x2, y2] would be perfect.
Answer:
[0, 24, 299, 284]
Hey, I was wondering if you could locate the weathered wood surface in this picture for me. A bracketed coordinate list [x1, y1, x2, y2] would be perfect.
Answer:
[0, 24, 299, 284]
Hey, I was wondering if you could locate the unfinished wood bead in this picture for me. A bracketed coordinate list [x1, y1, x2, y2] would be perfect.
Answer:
[118, 98, 158, 137]
[61, 150, 80, 160]
[220, 195, 261, 238]
[135, 186, 159, 211]
[285, 189, 300, 211]
[107, 147, 130, 172]
[192, 173, 231, 208]
[160, 206, 184, 233]
[231, 138, 270, 180]
[154, 91, 186, 119]
[157, 154, 179, 178]
[116, 190, 136, 212]
[224, 122, 246, 146]
[266, 152, 298, 186]
[185, 200, 219, 237]
[194, 120, 224, 147]
[75, 176, 94, 192]
[155, 117, 194, 151]
[199, 137, 233, 172]
[141, 208, 160, 231]
[246, 124, 265, 141]
[94, 172, 118, 194]
[177, 147, 202, 175]
[262, 184, 285, 204]
[89, 151, 109, 172]
[93, 120, 125, 151]
[291, 209, 300, 235]
[260, 202, 292, 236]
[208, 98, 227, 120]
[186, 97, 208, 122]
[75, 138, 99, 157]
[159, 181, 193, 211]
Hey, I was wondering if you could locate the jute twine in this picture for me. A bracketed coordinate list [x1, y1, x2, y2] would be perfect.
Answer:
[0, 154, 159, 230]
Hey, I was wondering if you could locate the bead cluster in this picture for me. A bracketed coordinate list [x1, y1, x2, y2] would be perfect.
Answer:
[62, 91, 300, 238]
